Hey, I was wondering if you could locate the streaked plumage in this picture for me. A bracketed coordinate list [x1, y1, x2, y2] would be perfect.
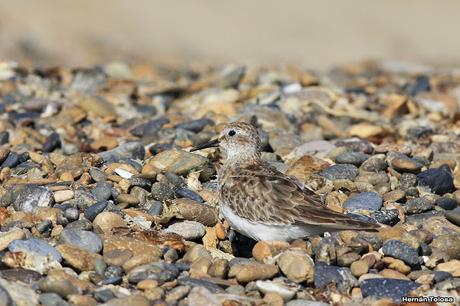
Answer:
[193, 121, 381, 241]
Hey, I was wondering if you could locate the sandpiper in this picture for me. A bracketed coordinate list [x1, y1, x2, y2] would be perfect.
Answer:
[191, 122, 381, 241]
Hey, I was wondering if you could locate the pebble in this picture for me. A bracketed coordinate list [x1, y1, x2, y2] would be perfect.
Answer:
[320, 164, 359, 181]
[164, 221, 206, 240]
[91, 182, 113, 202]
[148, 149, 209, 175]
[343, 192, 383, 212]
[84, 201, 108, 221]
[151, 182, 175, 201]
[445, 210, 460, 226]
[403, 197, 433, 214]
[360, 278, 420, 301]
[93, 212, 126, 234]
[335, 151, 369, 166]
[277, 250, 314, 283]
[8, 238, 62, 262]
[350, 260, 368, 277]
[53, 190, 74, 203]
[314, 263, 357, 293]
[56, 244, 102, 271]
[59, 228, 103, 253]
[256, 279, 298, 301]
[388, 153, 423, 172]
[417, 165, 455, 195]
[99, 142, 145, 163]
[127, 262, 180, 284]
[228, 262, 278, 283]
[1, 184, 54, 212]
[42, 132, 61, 152]
[381, 240, 422, 267]
[435, 197, 457, 210]
[430, 234, 460, 260]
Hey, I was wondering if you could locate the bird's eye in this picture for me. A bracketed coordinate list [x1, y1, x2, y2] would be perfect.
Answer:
[228, 130, 236, 136]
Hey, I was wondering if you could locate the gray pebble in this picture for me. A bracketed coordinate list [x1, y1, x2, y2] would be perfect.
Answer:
[8, 238, 62, 262]
[320, 164, 359, 181]
[59, 228, 102, 253]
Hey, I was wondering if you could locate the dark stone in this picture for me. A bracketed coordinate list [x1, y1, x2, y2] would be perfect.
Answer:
[174, 118, 214, 133]
[174, 187, 204, 203]
[343, 192, 382, 212]
[433, 271, 453, 283]
[0, 152, 19, 169]
[149, 143, 178, 155]
[42, 132, 61, 152]
[335, 151, 369, 166]
[361, 278, 420, 301]
[436, 197, 457, 210]
[320, 164, 359, 181]
[314, 262, 357, 294]
[371, 209, 400, 226]
[84, 201, 108, 221]
[91, 182, 113, 202]
[130, 118, 169, 137]
[445, 210, 460, 227]
[417, 165, 455, 195]
[407, 75, 431, 96]
[94, 289, 115, 303]
[382, 240, 422, 267]
[406, 126, 433, 140]
[0, 131, 9, 145]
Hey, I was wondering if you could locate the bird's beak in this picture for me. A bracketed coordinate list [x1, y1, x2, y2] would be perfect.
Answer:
[190, 138, 220, 152]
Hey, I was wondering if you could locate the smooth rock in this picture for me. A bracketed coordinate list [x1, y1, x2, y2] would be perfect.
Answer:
[343, 192, 383, 212]
[277, 250, 314, 283]
[417, 165, 455, 195]
[228, 262, 278, 283]
[8, 238, 62, 262]
[164, 221, 206, 240]
[59, 229, 103, 253]
[148, 149, 209, 175]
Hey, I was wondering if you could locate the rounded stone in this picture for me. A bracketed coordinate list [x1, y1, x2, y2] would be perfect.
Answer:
[59, 229, 103, 253]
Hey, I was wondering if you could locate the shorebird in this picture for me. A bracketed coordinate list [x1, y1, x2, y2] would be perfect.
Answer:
[191, 122, 381, 241]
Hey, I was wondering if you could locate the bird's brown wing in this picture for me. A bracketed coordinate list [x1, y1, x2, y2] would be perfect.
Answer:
[220, 163, 381, 231]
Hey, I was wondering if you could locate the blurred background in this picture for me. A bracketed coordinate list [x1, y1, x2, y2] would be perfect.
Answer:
[0, 0, 459, 69]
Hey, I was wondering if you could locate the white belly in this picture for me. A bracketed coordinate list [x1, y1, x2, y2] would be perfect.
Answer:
[220, 204, 324, 241]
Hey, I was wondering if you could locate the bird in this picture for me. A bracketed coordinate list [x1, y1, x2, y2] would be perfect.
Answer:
[191, 121, 381, 241]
